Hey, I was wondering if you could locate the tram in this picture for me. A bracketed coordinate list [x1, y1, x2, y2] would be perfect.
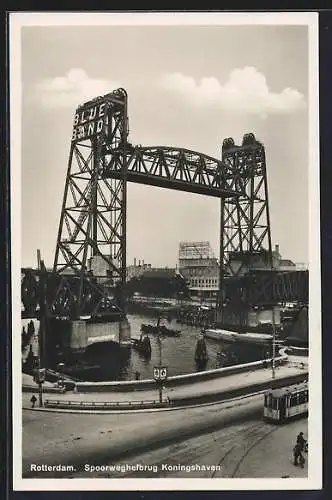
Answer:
[263, 381, 308, 423]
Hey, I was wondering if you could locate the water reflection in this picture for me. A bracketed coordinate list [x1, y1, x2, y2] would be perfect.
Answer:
[65, 314, 269, 382]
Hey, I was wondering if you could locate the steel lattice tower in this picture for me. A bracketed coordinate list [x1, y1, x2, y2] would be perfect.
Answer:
[220, 133, 273, 278]
[53, 89, 129, 309]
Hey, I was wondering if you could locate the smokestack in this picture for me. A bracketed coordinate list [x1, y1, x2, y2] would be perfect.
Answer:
[275, 244, 279, 254]
[134, 257, 136, 267]
[36, 249, 41, 270]
[142, 260, 144, 266]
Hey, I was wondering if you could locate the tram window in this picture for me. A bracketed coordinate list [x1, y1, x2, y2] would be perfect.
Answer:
[272, 398, 279, 410]
[290, 394, 299, 407]
[299, 392, 306, 404]
[300, 391, 309, 404]
[265, 394, 272, 408]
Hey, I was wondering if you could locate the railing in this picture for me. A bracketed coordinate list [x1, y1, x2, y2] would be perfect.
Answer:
[43, 369, 308, 410]
[76, 351, 289, 393]
[23, 385, 66, 394]
[44, 399, 170, 410]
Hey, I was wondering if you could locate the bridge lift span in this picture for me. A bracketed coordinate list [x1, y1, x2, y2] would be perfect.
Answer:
[50, 88, 272, 316]
[21, 88, 307, 323]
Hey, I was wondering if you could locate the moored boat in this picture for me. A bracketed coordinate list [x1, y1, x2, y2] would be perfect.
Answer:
[130, 335, 152, 358]
[141, 323, 181, 337]
[203, 328, 273, 345]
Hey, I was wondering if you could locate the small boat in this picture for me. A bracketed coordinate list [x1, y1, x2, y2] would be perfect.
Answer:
[130, 335, 152, 358]
[203, 329, 273, 345]
[141, 323, 181, 337]
[203, 329, 238, 342]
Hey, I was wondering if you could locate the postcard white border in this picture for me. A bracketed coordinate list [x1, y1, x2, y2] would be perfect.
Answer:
[10, 11, 321, 491]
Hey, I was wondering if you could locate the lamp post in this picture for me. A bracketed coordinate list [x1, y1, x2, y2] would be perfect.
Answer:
[157, 334, 163, 403]
[57, 362, 65, 388]
[271, 304, 276, 379]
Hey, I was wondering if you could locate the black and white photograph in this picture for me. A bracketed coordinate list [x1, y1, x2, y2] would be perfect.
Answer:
[10, 11, 321, 491]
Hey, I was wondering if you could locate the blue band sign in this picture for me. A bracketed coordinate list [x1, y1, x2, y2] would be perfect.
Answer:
[72, 102, 107, 142]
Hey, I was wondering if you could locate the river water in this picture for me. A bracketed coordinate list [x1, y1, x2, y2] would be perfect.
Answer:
[22, 314, 271, 382]
[89, 313, 271, 382]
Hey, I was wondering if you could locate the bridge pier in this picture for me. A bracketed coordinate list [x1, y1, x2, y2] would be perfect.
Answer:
[43, 317, 132, 367]
[248, 305, 281, 327]
[215, 305, 280, 330]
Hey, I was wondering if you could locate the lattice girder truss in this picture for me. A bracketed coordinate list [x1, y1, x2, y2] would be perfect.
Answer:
[103, 146, 242, 198]
[222, 271, 308, 308]
[248, 270, 309, 306]
[21, 268, 124, 320]
[53, 90, 128, 299]
[221, 134, 273, 276]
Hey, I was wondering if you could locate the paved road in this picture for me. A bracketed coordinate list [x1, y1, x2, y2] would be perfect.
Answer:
[23, 362, 307, 407]
[77, 418, 308, 479]
[22, 394, 308, 479]
[23, 395, 264, 477]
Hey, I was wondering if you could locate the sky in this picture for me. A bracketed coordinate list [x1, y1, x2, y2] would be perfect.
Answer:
[20, 21, 311, 269]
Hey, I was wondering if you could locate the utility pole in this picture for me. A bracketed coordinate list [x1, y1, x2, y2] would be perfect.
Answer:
[272, 304, 276, 379]
[37, 250, 44, 406]
[271, 260, 277, 380]
[157, 334, 163, 403]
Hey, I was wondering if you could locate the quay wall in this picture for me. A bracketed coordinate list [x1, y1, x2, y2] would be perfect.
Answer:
[75, 349, 289, 393]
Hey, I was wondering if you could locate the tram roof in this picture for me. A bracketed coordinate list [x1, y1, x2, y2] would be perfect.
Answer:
[266, 381, 308, 398]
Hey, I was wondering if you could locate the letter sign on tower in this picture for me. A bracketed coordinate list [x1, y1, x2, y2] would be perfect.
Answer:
[72, 99, 108, 142]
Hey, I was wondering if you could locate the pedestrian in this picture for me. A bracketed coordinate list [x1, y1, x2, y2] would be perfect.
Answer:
[296, 431, 306, 451]
[293, 432, 306, 468]
[293, 443, 305, 467]
[30, 394, 37, 408]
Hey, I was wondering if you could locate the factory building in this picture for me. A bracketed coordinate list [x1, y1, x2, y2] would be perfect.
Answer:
[178, 242, 297, 299]
[126, 258, 152, 281]
[126, 258, 189, 298]
[178, 242, 219, 299]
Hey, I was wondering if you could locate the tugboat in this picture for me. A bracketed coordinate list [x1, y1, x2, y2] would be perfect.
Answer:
[141, 317, 181, 338]
[130, 334, 152, 359]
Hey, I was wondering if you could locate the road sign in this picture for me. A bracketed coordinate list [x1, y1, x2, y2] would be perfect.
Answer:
[153, 366, 168, 381]
[160, 367, 167, 380]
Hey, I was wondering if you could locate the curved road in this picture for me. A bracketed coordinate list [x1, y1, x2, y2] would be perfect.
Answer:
[22, 394, 308, 479]
[77, 419, 308, 479]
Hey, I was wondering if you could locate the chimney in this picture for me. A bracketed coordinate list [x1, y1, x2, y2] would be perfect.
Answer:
[142, 260, 144, 266]
[275, 244, 280, 254]
[134, 257, 136, 267]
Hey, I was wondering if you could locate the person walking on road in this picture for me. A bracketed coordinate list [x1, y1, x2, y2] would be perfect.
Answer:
[293, 432, 306, 468]
[296, 432, 306, 450]
[30, 395, 37, 408]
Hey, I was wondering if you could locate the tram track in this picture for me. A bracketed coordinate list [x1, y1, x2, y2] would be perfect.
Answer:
[76, 421, 278, 479]
[209, 422, 279, 478]
[23, 395, 293, 479]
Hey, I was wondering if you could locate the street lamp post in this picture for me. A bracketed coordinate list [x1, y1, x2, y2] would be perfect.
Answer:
[38, 380, 43, 407]
[157, 334, 163, 403]
[153, 334, 168, 404]
[271, 304, 276, 379]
